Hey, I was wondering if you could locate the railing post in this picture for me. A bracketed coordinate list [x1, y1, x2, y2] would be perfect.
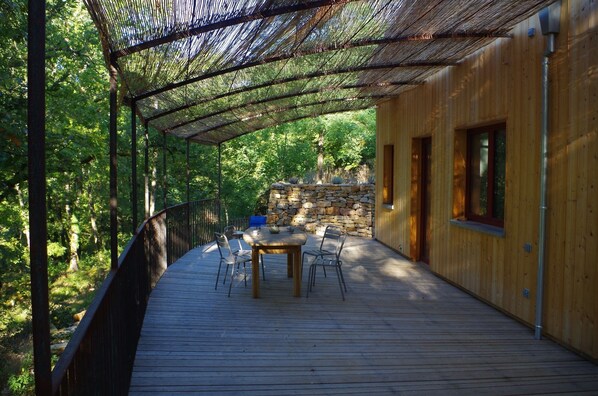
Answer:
[28, 0, 52, 393]
[131, 100, 138, 234]
[109, 64, 119, 270]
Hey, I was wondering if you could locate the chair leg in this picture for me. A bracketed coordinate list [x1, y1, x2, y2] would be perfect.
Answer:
[301, 252, 307, 279]
[227, 261, 236, 297]
[335, 265, 345, 301]
[338, 261, 347, 291]
[215, 262, 223, 290]
[306, 264, 314, 298]
[222, 263, 231, 286]
[260, 255, 266, 281]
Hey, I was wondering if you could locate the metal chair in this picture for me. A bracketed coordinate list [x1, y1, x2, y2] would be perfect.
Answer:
[306, 234, 348, 300]
[301, 225, 342, 277]
[214, 232, 253, 297]
[223, 225, 265, 280]
[223, 224, 245, 253]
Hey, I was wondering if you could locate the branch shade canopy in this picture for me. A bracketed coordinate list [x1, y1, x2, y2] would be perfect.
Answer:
[84, 0, 555, 145]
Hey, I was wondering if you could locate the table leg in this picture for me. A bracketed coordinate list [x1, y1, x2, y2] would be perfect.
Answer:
[252, 248, 260, 298]
[293, 247, 301, 297]
[287, 252, 293, 277]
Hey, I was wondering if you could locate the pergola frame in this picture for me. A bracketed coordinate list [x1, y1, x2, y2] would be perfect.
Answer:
[27, 0, 560, 393]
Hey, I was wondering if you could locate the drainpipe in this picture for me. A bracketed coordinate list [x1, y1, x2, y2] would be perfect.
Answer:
[535, 1, 561, 340]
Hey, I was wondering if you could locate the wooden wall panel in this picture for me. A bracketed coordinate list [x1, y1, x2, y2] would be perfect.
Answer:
[375, 0, 598, 361]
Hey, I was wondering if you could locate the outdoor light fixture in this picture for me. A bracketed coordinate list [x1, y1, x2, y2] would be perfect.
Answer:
[539, 0, 561, 35]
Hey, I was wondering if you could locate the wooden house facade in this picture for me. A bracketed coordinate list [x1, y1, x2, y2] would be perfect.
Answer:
[375, 0, 597, 362]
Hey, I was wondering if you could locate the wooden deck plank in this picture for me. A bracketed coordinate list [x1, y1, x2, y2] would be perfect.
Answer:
[129, 237, 598, 395]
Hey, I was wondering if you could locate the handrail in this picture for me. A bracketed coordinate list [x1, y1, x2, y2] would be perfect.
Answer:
[51, 199, 219, 395]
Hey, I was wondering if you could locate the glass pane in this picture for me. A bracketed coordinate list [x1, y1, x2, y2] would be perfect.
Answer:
[470, 132, 489, 216]
[493, 129, 506, 220]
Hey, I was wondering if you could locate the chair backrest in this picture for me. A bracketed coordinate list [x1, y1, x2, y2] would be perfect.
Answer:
[334, 234, 347, 260]
[249, 215, 267, 227]
[214, 232, 234, 263]
[223, 225, 236, 240]
[320, 225, 342, 250]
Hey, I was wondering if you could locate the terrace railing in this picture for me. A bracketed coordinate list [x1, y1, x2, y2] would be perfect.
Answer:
[51, 199, 219, 395]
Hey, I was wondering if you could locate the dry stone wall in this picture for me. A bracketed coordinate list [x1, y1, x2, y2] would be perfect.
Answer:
[267, 183, 374, 237]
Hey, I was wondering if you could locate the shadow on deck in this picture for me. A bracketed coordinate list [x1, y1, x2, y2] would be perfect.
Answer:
[129, 236, 598, 395]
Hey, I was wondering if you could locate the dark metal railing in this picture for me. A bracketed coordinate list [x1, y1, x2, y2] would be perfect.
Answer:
[51, 199, 218, 395]
[166, 199, 220, 264]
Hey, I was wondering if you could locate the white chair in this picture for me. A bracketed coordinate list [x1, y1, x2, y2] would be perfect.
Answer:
[214, 232, 253, 297]
[306, 234, 347, 300]
[223, 225, 265, 280]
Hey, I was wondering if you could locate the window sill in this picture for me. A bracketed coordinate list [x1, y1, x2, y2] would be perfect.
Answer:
[450, 218, 505, 238]
[382, 204, 394, 210]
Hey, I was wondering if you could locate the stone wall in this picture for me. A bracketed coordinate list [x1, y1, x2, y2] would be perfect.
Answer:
[267, 183, 374, 237]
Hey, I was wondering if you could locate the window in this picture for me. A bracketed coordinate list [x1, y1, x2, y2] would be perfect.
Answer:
[466, 124, 506, 227]
[383, 145, 394, 205]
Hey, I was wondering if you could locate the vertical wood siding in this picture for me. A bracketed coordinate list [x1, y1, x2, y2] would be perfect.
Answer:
[375, 0, 598, 361]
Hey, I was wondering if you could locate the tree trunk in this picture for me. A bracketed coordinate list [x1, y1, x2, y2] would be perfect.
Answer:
[68, 212, 80, 272]
[65, 183, 80, 272]
[84, 169, 101, 248]
[317, 129, 324, 183]
[15, 183, 30, 248]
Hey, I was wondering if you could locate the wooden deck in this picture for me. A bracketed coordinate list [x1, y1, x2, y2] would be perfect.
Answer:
[129, 236, 598, 395]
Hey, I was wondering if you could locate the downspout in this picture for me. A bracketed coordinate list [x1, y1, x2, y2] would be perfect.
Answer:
[535, 1, 561, 340]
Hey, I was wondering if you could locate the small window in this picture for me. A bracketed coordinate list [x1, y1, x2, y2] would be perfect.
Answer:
[466, 124, 506, 227]
[383, 145, 394, 205]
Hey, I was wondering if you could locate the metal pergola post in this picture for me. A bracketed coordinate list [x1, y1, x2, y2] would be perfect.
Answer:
[131, 101, 138, 234]
[28, 0, 51, 393]
[186, 139, 191, 250]
[109, 65, 118, 270]
[218, 143, 222, 230]
[162, 132, 167, 209]
[186, 139, 190, 203]
[144, 122, 149, 219]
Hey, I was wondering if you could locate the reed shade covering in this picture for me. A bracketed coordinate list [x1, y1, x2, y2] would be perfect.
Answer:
[84, 0, 555, 145]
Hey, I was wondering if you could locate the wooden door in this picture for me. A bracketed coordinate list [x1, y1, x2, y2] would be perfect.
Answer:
[419, 137, 432, 264]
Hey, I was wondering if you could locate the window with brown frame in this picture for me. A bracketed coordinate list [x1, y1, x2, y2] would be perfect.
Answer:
[466, 124, 506, 227]
[383, 145, 394, 205]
